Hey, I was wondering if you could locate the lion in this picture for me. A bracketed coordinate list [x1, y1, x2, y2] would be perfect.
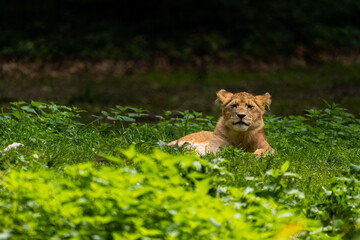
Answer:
[168, 89, 274, 156]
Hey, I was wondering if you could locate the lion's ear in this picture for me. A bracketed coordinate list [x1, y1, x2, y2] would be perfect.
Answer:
[255, 92, 271, 110]
[216, 89, 233, 104]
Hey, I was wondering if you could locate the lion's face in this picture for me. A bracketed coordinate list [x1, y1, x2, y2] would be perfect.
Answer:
[217, 90, 271, 132]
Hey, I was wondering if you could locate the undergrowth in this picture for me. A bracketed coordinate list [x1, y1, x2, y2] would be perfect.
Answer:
[1, 101, 360, 239]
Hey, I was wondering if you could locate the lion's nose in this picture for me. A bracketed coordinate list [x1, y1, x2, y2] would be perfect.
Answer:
[237, 113, 246, 119]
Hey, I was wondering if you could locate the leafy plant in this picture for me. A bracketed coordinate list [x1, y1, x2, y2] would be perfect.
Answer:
[0, 101, 360, 238]
[0, 147, 325, 239]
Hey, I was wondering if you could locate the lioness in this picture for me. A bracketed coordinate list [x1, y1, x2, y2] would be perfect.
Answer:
[168, 89, 274, 156]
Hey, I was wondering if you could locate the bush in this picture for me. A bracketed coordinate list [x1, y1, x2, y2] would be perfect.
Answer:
[0, 147, 324, 239]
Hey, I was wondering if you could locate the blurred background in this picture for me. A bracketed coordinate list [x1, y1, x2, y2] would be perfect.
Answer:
[1, 0, 360, 117]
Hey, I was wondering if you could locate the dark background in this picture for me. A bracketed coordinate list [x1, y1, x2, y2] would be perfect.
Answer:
[1, 0, 360, 60]
[1, 0, 360, 117]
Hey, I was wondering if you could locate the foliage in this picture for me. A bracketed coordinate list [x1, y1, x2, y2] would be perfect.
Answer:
[306, 164, 360, 239]
[0, 148, 324, 239]
[266, 101, 360, 147]
[1, 101, 360, 238]
[1, 1, 360, 60]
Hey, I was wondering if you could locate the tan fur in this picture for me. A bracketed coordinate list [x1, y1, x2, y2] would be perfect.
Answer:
[168, 89, 274, 156]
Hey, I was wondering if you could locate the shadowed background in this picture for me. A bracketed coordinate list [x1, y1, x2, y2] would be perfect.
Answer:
[1, 0, 360, 117]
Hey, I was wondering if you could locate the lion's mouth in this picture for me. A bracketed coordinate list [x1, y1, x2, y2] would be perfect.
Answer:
[233, 121, 249, 126]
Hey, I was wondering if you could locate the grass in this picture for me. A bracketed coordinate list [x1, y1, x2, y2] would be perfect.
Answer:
[1, 63, 360, 118]
[1, 100, 360, 238]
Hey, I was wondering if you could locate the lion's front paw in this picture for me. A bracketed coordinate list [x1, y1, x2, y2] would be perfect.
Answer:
[254, 147, 275, 157]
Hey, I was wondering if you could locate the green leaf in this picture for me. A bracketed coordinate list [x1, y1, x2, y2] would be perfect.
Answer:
[138, 227, 162, 236]
[283, 172, 300, 178]
[10, 101, 27, 106]
[195, 178, 211, 194]
[121, 145, 137, 160]
[11, 111, 23, 120]
[115, 105, 130, 113]
[281, 161, 290, 173]
[287, 189, 305, 199]
[101, 154, 123, 164]
[21, 105, 37, 114]
[31, 101, 47, 108]
[209, 218, 221, 229]
[350, 164, 360, 174]
[118, 116, 136, 122]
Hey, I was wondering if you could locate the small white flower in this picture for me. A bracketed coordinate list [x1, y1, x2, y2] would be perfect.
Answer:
[4, 142, 24, 152]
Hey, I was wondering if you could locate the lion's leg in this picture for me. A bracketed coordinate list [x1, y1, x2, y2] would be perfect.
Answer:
[168, 131, 213, 155]
[254, 146, 275, 156]
[206, 135, 229, 155]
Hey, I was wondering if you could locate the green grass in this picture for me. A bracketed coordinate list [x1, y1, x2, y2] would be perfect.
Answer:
[1, 101, 360, 239]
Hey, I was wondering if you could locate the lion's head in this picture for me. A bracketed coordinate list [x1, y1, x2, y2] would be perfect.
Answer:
[216, 89, 271, 132]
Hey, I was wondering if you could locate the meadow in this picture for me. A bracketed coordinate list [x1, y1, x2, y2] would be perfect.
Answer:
[1, 100, 360, 239]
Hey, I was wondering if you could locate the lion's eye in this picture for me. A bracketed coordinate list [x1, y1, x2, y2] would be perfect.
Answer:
[231, 104, 238, 108]
[247, 105, 254, 109]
